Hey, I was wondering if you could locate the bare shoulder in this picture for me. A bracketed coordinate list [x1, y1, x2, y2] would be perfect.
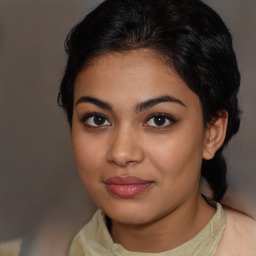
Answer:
[225, 206, 256, 223]
[215, 206, 256, 256]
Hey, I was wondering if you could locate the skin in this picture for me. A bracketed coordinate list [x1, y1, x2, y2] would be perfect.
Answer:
[72, 49, 227, 253]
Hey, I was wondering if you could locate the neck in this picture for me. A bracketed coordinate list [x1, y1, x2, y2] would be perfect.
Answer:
[110, 194, 215, 253]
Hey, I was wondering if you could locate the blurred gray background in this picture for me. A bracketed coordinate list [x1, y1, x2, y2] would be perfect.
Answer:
[0, 0, 255, 255]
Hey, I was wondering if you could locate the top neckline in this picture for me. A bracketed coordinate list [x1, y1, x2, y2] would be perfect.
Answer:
[69, 202, 226, 256]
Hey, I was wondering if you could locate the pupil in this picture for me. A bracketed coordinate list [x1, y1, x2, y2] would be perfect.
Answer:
[94, 116, 105, 125]
[154, 116, 165, 126]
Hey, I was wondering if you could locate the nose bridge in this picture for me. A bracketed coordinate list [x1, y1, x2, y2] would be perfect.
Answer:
[106, 124, 144, 166]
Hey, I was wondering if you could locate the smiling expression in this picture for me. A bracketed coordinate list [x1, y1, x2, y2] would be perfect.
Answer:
[72, 49, 209, 225]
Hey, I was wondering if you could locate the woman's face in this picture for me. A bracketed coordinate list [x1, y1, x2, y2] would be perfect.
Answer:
[72, 50, 209, 225]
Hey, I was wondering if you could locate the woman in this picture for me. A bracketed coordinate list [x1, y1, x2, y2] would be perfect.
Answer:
[58, 0, 256, 255]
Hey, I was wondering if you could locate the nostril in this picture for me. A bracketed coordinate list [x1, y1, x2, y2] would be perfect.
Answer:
[106, 143, 144, 167]
[107, 153, 143, 167]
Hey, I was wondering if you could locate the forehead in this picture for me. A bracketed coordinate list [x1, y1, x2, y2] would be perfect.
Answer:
[74, 49, 200, 109]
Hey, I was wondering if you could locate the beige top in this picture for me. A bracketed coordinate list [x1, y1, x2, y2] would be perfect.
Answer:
[0, 239, 22, 256]
[69, 203, 226, 256]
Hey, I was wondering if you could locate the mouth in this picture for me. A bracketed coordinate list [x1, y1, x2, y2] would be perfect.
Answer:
[104, 176, 153, 198]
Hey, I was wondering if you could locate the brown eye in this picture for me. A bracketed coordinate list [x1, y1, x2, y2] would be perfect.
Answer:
[81, 113, 111, 127]
[93, 115, 106, 125]
[144, 113, 177, 128]
[153, 116, 167, 126]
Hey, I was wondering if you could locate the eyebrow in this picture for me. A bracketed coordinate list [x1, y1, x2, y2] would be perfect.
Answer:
[135, 95, 186, 112]
[75, 95, 186, 112]
[76, 96, 113, 110]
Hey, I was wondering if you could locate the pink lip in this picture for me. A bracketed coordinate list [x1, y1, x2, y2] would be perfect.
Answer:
[104, 176, 153, 198]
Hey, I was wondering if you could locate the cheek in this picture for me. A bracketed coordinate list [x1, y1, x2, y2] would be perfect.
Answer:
[146, 126, 205, 182]
[72, 129, 106, 180]
[73, 140, 106, 199]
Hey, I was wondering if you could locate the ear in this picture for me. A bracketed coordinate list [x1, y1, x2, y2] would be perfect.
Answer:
[203, 111, 228, 160]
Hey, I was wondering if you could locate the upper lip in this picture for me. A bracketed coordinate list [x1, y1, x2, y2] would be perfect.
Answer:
[104, 176, 153, 185]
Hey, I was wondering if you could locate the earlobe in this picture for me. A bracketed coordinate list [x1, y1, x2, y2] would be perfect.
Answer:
[203, 111, 228, 160]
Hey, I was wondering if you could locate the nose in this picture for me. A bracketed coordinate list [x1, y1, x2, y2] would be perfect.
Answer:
[106, 126, 144, 167]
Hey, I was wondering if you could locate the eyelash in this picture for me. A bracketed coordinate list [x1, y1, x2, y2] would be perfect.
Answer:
[144, 113, 177, 129]
[80, 112, 111, 128]
[79, 112, 177, 130]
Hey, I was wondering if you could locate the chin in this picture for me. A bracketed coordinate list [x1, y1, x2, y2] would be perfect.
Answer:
[101, 201, 155, 226]
[111, 213, 151, 226]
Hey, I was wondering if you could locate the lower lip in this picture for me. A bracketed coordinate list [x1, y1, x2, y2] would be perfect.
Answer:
[106, 183, 153, 198]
